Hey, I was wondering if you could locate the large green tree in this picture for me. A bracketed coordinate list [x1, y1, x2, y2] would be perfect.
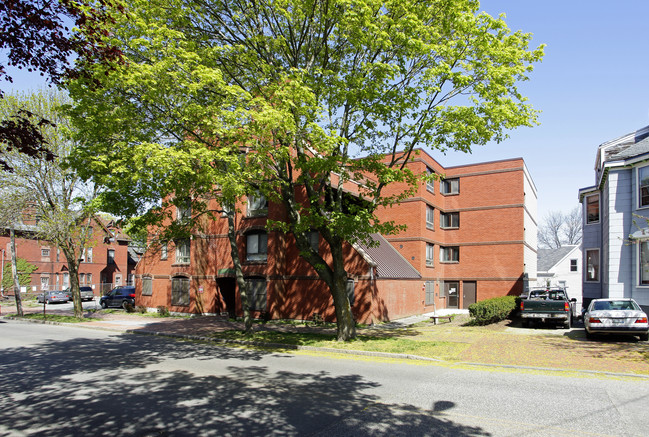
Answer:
[68, 0, 543, 340]
[0, 90, 98, 317]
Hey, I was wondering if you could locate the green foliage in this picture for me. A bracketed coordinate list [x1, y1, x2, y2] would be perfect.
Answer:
[2, 258, 37, 290]
[157, 306, 170, 317]
[468, 295, 518, 325]
[67, 0, 544, 341]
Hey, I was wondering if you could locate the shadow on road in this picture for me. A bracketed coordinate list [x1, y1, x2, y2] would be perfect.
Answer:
[0, 329, 489, 436]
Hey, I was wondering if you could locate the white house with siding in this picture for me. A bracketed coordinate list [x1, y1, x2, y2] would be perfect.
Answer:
[578, 125, 649, 312]
[536, 245, 582, 311]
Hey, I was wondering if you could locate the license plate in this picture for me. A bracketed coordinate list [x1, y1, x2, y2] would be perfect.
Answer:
[535, 314, 551, 318]
[612, 319, 625, 325]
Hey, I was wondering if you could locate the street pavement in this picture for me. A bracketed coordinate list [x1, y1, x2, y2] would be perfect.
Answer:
[1, 319, 648, 437]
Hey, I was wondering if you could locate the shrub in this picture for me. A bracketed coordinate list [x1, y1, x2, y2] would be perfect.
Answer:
[136, 305, 147, 314]
[468, 295, 518, 325]
[124, 303, 135, 313]
[157, 306, 170, 317]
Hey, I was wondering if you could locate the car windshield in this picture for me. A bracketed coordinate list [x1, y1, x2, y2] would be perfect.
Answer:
[593, 300, 639, 311]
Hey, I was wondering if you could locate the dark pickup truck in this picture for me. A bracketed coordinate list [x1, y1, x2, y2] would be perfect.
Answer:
[519, 288, 578, 328]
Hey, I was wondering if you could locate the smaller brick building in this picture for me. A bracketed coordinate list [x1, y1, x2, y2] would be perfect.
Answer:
[134, 149, 537, 323]
[1, 217, 132, 297]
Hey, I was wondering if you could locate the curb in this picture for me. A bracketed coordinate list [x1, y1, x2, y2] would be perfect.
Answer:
[4, 316, 649, 380]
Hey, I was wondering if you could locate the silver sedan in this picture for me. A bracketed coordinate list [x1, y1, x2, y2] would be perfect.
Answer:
[584, 298, 648, 341]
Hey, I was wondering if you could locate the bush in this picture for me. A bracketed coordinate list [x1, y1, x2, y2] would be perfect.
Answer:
[157, 306, 170, 317]
[124, 303, 135, 313]
[468, 296, 518, 325]
[136, 305, 147, 314]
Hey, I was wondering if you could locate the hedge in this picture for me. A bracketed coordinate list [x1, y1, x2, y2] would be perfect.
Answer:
[468, 295, 518, 325]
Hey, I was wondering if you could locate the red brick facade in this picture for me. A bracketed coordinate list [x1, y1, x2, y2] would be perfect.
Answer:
[1, 218, 131, 298]
[134, 150, 537, 323]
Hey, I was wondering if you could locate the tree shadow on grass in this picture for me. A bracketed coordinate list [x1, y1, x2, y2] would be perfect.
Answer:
[0, 328, 490, 436]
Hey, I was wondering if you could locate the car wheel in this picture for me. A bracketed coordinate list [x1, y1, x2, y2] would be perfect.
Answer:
[640, 333, 649, 342]
[585, 329, 593, 340]
[100, 301, 108, 309]
[564, 315, 571, 329]
[521, 319, 529, 328]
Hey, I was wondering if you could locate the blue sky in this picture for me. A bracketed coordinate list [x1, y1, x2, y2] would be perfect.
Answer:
[5, 1, 649, 220]
[439, 0, 649, 219]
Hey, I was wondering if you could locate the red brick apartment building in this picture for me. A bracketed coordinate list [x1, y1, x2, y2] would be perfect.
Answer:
[134, 149, 537, 324]
[1, 217, 132, 297]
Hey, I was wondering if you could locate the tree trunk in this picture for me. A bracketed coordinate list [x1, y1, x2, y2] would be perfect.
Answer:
[329, 241, 356, 341]
[226, 209, 252, 333]
[62, 245, 83, 318]
[9, 228, 23, 317]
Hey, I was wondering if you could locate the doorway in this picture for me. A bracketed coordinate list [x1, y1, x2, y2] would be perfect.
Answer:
[216, 278, 237, 317]
[462, 281, 477, 309]
[444, 281, 459, 309]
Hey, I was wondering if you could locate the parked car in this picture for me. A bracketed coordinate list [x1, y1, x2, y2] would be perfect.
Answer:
[65, 286, 95, 302]
[584, 298, 649, 341]
[519, 287, 578, 328]
[36, 290, 70, 304]
[100, 286, 136, 309]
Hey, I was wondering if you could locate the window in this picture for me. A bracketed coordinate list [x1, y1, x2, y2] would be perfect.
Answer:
[441, 178, 459, 195]
[640, 241, 649, 285]
[441, 212, 460, 229]
[245, 278, 267, 311]
[426, 205, 434, 229]
[585, 249, 599, 282]
[307, 231, 319, 252]
[425, 281, 435, 305]
[41, 248, 50, 257]
[87, 273, 92, 286]
[246, 232, 268, 261]
[426, 167, 435, 193]
[440, 246, 459, 263]
[40, 275, 50, 291]
[63, 272, 69, 287]
[347, 279, 355, 305]
[176, 202, 191, 224]
[247, 193, 268, 217]
[161, 244, 168, 260]
[86, 248, 92, 263]
[586, 194, 599, 224]
[142, 277, 153, 296]
[175, 239, 191, 264]
[115, 275, 122, 286]
[426, 243, 435, 266]
[79, 273, 85, 284]
[107, 249, 115, 264]
[570, 259, 578, 272]
[640, 166, 649, 207]
[171, 276, 190, 306]
[57, 248, 60, 262]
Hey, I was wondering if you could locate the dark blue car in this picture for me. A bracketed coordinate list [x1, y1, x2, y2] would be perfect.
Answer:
[100, 286, 136, 309]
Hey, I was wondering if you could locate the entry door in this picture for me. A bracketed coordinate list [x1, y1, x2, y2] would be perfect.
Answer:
[444, 281, 459, 308]
[463, 281, 477, 309]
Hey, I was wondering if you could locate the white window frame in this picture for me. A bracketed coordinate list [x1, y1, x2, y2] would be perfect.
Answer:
[441, 178, 459, 195]
[176, 202, 192, 224]
[246, 232, 268, 262]
[440, 211, 459, 229]
[426, 205, 434, 230]
[585, 193, 600, 224]
[86, 247, 92, 263]
[41, 248, 50, 257]
[638, 240, 649, 287]
[639, 165, 649, 208]
[440, 246, 460, 263]
[175, 239, 191, 264]
[585, 248, 600, 283]
[426, 243, 434, 267]
[161, 243, 168, 260]
[426, 167, 435, 193]
[247, 193, 268, 217]
[570, 259, 578, 272]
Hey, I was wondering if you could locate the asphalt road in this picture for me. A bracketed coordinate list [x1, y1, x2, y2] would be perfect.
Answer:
[1, 319, 648, 436]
